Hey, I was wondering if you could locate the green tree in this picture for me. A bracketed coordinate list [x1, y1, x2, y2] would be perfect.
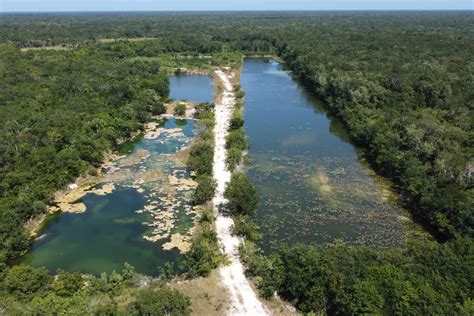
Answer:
[4, 265, 52, 300]
[174, 103, 186, 116]
[181, 226, 222, 278]
[193, 175, 216, 205]
[224, 172, 259, 215]
[53, 271, 83, 297]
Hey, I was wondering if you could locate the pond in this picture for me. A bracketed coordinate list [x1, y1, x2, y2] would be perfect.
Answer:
[169, 74, 214, 103]
[23, 74, 215, 276]
[241, 58, 416, 252]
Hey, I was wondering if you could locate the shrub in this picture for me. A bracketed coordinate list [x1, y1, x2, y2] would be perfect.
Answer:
[233, 215, 261, 241]
[174, 103, 186, 116]
[151, 102, 166, 115]
[188, 142, 213, 176]
[229, 113, 244, 131]
[235, 90, 245, 99]
[226, 129, 248, 170]
[224, 172, 259, 215]
[95, 303, 118, 316]
[31, 293, 89, 315]
[226, 146, 243, 171]
[52, 271, 83, 297]
[134, 288, 191, 316]
[194, 102, 214, 120]
[193, 175, 216, 205]
[226, 130, 247, 151]
[4, 265, 52, 300]
[181, 225, 222, 278]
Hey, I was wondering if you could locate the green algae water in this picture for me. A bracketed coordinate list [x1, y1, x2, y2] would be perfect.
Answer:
[24, 119, 195, 275]
[241, 58, 416, 252]
[24, 74, 214, 276]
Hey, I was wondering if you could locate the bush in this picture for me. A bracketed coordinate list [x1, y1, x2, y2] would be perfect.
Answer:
[193, 175, 216, 205]
[188, 141, 214, 176]
[31, 293, 89, 315]
[226, 130, 247, 151]
[225, 129, 248, 170]
[229, 113, 244, 131]
[151, 102, 166, 115]
[233, 215, 261, 241]
[95, 303, 118, 316]
[224, 172, 259, 215]
[226, 146, 243, 171]
[4, 265, 52, 301]
[180, 225, 222, 278]
[235, 90, 245, 99]
[199, 207, 215, 225]
[52, 271, 83, 297]
[174, 103, 186, 116]
[194, 102, 214, 120]
[134, 288, 191, 316]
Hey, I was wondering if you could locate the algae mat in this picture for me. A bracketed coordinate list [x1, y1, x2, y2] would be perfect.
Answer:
[24, 119, 197, 276]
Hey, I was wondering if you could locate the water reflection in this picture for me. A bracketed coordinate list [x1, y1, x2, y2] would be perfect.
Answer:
[241, 58, 415, 252]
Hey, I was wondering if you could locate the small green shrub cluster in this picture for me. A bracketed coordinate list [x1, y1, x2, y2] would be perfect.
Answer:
[193, 102, 214, 120]
[188, 103, 216, 205]
[234, 84, 245, 99]
[134, 287, 191, 316]
[226, 92, 248, 171]
[0, 263, 190, 315]
[224, 172, 259, 216]
[182, 102, 222, 279]
[181, 208, 223, 278]
[232, 215, 261, 241]
[173, 103, 186, 116]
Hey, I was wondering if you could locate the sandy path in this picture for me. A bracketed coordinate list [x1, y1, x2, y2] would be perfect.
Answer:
[212, 70, 270, 316]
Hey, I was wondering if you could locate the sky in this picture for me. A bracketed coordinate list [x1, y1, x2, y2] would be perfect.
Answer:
[1, 0, 472, 12]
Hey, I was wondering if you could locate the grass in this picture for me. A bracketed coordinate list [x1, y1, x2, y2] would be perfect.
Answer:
[97, 37, 158, 43]
[20, 45, 72, 52]
[170, 269, 229, 316]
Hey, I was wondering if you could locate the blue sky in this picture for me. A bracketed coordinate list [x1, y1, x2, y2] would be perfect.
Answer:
[1, 0, 472, 12]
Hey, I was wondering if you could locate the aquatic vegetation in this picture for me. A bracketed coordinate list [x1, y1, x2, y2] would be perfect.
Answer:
[242, 59, 420, 251]
[24, 119, 200, 274]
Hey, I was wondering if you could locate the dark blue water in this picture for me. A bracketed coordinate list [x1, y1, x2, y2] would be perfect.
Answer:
[241, 58, 411, 251]
[169, 75, 213, 103]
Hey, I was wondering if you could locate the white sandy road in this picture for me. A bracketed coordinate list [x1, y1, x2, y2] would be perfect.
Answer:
[212, 70, 270, 316]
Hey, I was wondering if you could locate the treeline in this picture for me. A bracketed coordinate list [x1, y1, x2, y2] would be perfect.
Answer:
[241, 238, 473, 315]
[0, 11, 472, 315]
[270, 14, 473, 240]
[0, 263, 191, 314]
[0, 44, 168, 267]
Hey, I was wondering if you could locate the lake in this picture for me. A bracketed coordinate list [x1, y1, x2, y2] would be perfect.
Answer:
[241, 58, 415, 252]
[24, 74, 214, 276]
[169, 74, 214, 103]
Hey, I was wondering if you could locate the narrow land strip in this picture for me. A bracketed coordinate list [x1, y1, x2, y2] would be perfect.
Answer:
[212, 69, 270, 316]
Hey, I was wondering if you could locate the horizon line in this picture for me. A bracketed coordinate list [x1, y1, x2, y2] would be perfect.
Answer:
[1, 9, 473, 14]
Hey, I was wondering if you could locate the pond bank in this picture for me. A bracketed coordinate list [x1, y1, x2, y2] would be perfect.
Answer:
[212, 69, 269, 315]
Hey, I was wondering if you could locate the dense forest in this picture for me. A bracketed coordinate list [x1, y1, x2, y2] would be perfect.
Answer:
[0, 11, 472, 314]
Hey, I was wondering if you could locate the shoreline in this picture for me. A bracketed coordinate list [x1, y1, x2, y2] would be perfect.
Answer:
[212, 69, 269, 315]
[25, 109, 198, 239]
